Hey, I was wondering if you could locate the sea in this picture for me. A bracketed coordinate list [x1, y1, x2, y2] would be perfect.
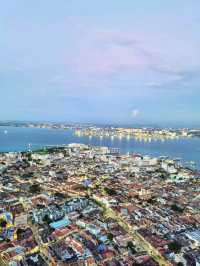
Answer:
[0, 126, 200, 169]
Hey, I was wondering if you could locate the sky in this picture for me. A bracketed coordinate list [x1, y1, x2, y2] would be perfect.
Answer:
[0, 0, 200, 126]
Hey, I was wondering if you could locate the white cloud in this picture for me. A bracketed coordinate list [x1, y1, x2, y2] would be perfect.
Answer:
[131, 109, 140, 118]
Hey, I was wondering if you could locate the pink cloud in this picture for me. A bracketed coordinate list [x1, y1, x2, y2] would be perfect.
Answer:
[69, 30, 150, 75]
[64, 28, 200, 91]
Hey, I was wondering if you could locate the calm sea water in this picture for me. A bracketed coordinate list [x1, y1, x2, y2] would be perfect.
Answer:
[0, 126, 200, 169]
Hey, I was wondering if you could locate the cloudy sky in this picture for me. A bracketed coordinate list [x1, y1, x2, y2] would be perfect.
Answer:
[1, 0, 200, 126]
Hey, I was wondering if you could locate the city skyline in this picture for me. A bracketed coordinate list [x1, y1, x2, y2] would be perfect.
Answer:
[1, 0, 200, 125]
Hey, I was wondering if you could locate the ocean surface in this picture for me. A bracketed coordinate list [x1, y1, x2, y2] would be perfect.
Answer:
[0, 126, 200, 169]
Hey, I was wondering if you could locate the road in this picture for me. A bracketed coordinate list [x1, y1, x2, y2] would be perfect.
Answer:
[89, 176, 172, 266]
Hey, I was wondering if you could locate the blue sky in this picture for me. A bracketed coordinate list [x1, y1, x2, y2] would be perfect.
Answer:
[0, 0, 200, 126]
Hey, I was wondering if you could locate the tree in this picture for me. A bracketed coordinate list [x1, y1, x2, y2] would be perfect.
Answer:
[107, 233, 114, 241]
[171, 204, 184, 213]
[147, 198, 156, 204]
[177, 262, 184, 266]
[104, 187, 117, 196]
[27, 153, 32, 161]
[54, 192, 66, 199]
[168, 241, 182, 253]
[43, 214, 51, 224]
[29, 184, 41, 194]
[127, 241, 136, 254]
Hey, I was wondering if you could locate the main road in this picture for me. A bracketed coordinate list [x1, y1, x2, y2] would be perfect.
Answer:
[89, 175, 172, 266]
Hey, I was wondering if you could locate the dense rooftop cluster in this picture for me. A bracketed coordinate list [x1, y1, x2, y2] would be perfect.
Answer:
[0, 144, 199, 266]
[74, 127, 192, 141]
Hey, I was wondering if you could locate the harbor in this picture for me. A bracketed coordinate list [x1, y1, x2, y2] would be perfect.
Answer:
[1, 126, 200, 170]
